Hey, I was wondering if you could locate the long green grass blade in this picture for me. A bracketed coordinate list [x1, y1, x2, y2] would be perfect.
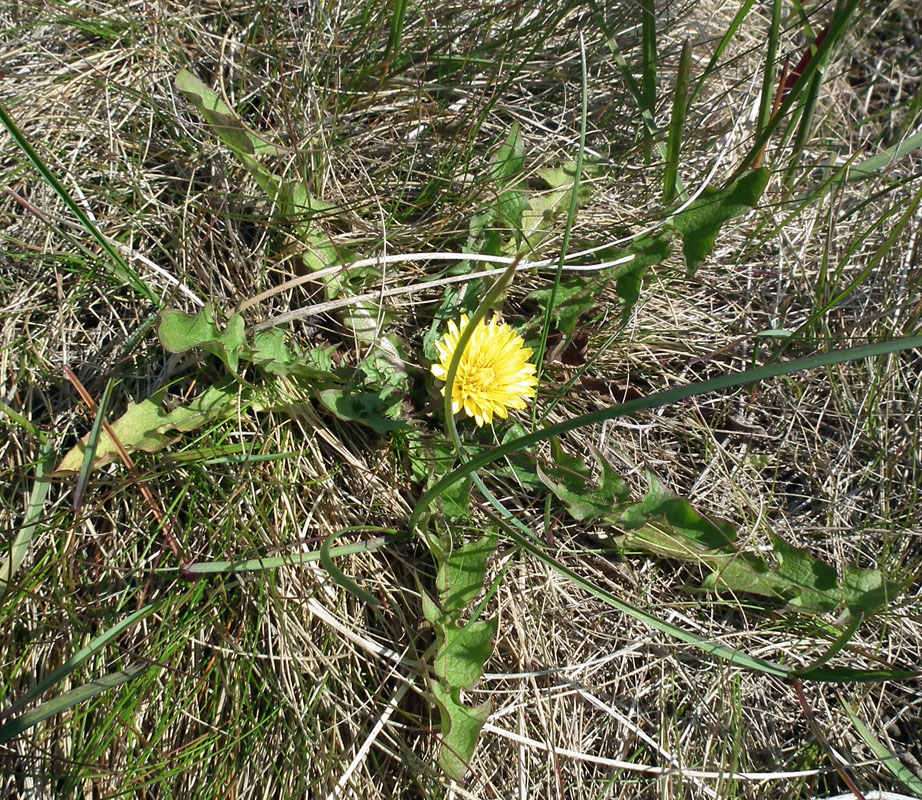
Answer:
[844, 126, 922, 183]
[756, 0, 782, 136]
[686, 0, 756, 110]
[0, 666, 149, 744]
[182, 535, 392, 574]
[730, 0, 861, 179]
[73, 377, 117, 512]
[842, 701, 922, 795]
[0, 101, 158, 304]
[783, 67, 823, 185]
[320, 529, 380, 605]
[663, 38, 691, 204]
[1, 601, 163, 720]
[640, 0, 656, 117]
[0, 439, 54, 595]
[795, 665, 916, 682]
[791, 614, 863, 676]
[385, 0, 410, 63]
[500, 522, 790, 678]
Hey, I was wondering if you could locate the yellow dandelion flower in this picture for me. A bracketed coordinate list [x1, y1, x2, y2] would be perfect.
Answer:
[431, 314, 538, 427]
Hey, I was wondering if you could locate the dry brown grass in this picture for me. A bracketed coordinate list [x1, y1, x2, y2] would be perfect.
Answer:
[1, 0, 921, 798]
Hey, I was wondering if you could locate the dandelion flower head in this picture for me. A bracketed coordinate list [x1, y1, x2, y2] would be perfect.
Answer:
[431, 314, 537, 427]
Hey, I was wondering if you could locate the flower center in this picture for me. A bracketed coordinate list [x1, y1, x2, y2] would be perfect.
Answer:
[462, 361, 495, 394]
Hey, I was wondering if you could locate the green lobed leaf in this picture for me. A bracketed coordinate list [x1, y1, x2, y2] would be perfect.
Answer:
[317, 387, 407, 433]
[59, 317, 342, 475]
[277, 180, 340, 225]
[841, 563, 908, 614]
[538, 440, 629, 521]
[616, 265, 646, 325]
[159, 304, 246, 374]
[520, 162, 591, 253]
[55, 383, 239, 474]
[541, 458, 907, 617]
[614, 234, 670, 323]
[490, 123, 525, 183]
[527, 234, 671, 333]
[175, 69, 283, 157]
[358, 335, 412, 392]
[527, 279, 595, 335]
[437, 531, 498, 616]
[430, 681, 492, 781]
[423, 531, 499, 779]
[612, 478, 906, 615]
[247, 331, 339, 383]
[164, 304, 339, 384]
[616, 473, 735, 548]
[491, 123, 527, 245]
[671, 168, 770, 274]
[177, 69, 344, 246]
[440, 476, 472, 520]
[434, 617, 499, 690]
[701, 532, 906, 614]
